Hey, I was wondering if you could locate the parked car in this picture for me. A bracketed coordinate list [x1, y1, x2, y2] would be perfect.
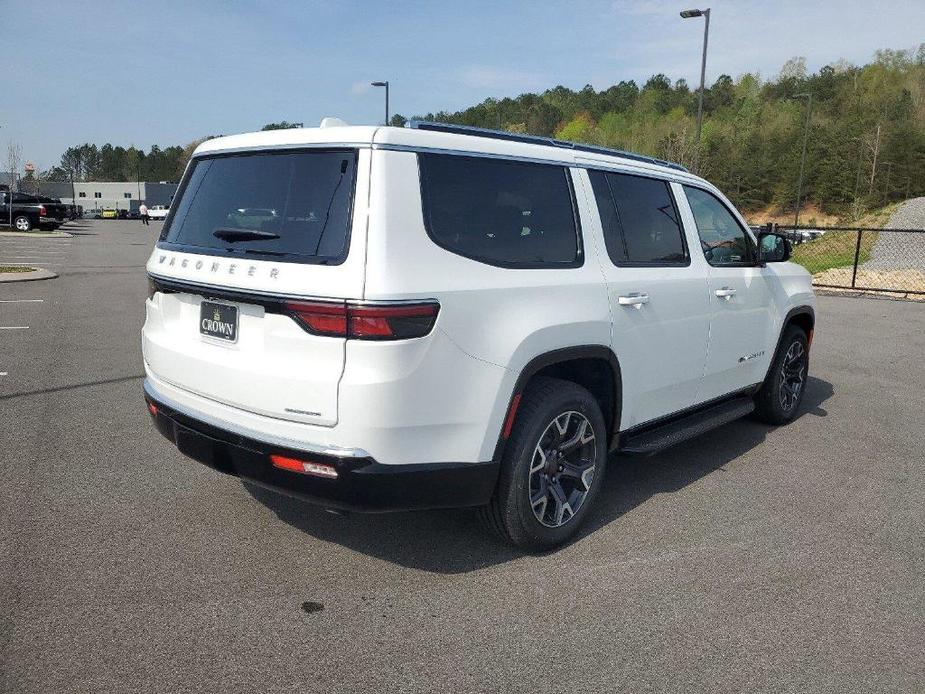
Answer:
[100, 208, 119, 219]
[84, 209, 101, 219]
[1, 191, 68, 231]
[147, 205, 169, 221]
[143, 121, 815, 550]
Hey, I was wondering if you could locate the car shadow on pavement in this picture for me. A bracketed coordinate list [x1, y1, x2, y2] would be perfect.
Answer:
[246, 376, 834, 574]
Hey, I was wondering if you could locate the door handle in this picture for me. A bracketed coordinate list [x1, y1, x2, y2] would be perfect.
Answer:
[714, 287, 737, 299]
[618, 293, 650, 307]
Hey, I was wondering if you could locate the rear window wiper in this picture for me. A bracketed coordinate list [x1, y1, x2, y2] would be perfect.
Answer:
[212, 228, 281, 242]
[241, 248, 297, 258]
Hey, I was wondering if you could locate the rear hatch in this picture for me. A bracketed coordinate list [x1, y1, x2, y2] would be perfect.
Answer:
[144, 145, 368, 427]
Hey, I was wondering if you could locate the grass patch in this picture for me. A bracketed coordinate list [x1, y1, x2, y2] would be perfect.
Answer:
[0, 265, 36, 273]
[791, 231, 879, 275]
[850, 202, 901, 228]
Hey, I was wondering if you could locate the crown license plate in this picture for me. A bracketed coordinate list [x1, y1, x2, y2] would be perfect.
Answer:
[200, 300, 239, 343]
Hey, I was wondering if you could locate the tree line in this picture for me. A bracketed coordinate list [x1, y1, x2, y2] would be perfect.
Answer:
[39, 46, 924, 217]
[399, 45, 925, 217]
[38, 121, 302, 187]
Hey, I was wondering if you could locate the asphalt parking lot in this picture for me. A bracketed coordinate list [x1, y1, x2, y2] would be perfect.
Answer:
[1, 219, 923, 693]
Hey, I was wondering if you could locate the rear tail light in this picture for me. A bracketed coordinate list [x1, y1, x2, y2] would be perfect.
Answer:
[283, 300, 439, 340]
[38, 205, 47, 217]
[270, 454, 338, 478]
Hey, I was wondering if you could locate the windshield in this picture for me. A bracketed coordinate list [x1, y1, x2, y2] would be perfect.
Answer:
[161, 149, 358, 263]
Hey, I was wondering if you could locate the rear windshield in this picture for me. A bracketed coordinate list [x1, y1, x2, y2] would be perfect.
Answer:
[161, 149, 357, 264]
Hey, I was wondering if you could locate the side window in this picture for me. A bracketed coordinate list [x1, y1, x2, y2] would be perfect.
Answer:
[418, 153, 581, 268]
[683, 186, 753, 266]
[588, 170, 627, 263]
[588, 170, 687, 265]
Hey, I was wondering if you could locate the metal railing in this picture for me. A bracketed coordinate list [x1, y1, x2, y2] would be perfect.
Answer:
[756, 223, 925, 297]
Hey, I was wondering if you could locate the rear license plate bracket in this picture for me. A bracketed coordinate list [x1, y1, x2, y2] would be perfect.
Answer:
[200, 300, 239, 343]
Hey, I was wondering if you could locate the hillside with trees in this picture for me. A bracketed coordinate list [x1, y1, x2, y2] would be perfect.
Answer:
[405, 46, 925, 219]
[39, 46, 923, 220]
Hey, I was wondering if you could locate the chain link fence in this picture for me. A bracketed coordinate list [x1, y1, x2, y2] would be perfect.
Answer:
[757, 223, 925, 299]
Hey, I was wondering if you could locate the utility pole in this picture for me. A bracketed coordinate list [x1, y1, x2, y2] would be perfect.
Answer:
[792, 92, 812, 229]
[867, 123, 881, 197]
[852, 136, 865, 221]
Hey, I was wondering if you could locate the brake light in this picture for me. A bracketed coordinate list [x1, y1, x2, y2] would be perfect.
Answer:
[38, 205, 47, 217]
[284, 302, 348, 336]
[283, 301, 439, 340]
[270, 454, 338, 478]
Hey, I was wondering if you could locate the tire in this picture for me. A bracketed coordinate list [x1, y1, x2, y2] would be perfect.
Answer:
[480, 377, 607, 551]
[753, 324, 809, 425]
[13, 215, 32, 232]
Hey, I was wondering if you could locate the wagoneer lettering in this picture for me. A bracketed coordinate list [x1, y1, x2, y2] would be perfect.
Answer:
[143, 120, 815, 550]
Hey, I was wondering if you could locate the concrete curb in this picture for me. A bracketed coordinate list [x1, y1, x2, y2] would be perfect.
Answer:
[0, 267, 58, 283]
[0, 230, 73, 238]
[814, 287, 925, 303]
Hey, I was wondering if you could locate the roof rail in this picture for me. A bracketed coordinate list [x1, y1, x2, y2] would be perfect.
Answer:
[407, 120, 688, 172]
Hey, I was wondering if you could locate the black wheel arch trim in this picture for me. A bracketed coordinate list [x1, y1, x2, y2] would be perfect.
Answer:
[492, 345, 623, 462]
[764, 305, 815, 383]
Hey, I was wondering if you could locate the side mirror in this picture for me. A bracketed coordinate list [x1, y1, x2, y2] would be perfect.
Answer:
[758, 232, 792, 263]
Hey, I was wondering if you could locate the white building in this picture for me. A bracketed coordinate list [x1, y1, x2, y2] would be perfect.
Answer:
[41, 181, 179, 211]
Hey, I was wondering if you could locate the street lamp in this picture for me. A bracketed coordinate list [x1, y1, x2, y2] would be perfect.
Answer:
[792, 92, 813, 229]
[680, 7, 710, 174]
[371, 81, 390, 125]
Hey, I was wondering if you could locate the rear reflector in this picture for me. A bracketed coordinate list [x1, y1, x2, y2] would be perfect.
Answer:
[147, 402, 158, 417]
[502, 393, 522, 439]
[284, 300, 439, 340]
[270, 454, 339, 479]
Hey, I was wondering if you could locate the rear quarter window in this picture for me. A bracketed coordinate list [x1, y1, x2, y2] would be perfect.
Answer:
[161, 149, 357, 264]
[418, 153, 582, 268]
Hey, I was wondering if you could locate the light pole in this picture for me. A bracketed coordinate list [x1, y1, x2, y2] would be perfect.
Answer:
[680, 8, 710, 174]
[371, 81, 389, 125]
[792, 92, 812, 229]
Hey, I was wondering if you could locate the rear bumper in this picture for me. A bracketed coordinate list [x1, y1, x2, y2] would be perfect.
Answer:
[144, 386, 499, 513]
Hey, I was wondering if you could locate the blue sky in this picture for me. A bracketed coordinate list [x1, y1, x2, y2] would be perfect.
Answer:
[6, 0, 924, 171]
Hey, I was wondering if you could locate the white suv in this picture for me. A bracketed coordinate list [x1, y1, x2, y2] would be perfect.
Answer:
[143, 121, 815, 550]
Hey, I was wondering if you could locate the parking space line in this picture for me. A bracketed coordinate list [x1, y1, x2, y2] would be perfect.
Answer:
[0, 299, 44, 303]
[0, 326, 29, 330]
